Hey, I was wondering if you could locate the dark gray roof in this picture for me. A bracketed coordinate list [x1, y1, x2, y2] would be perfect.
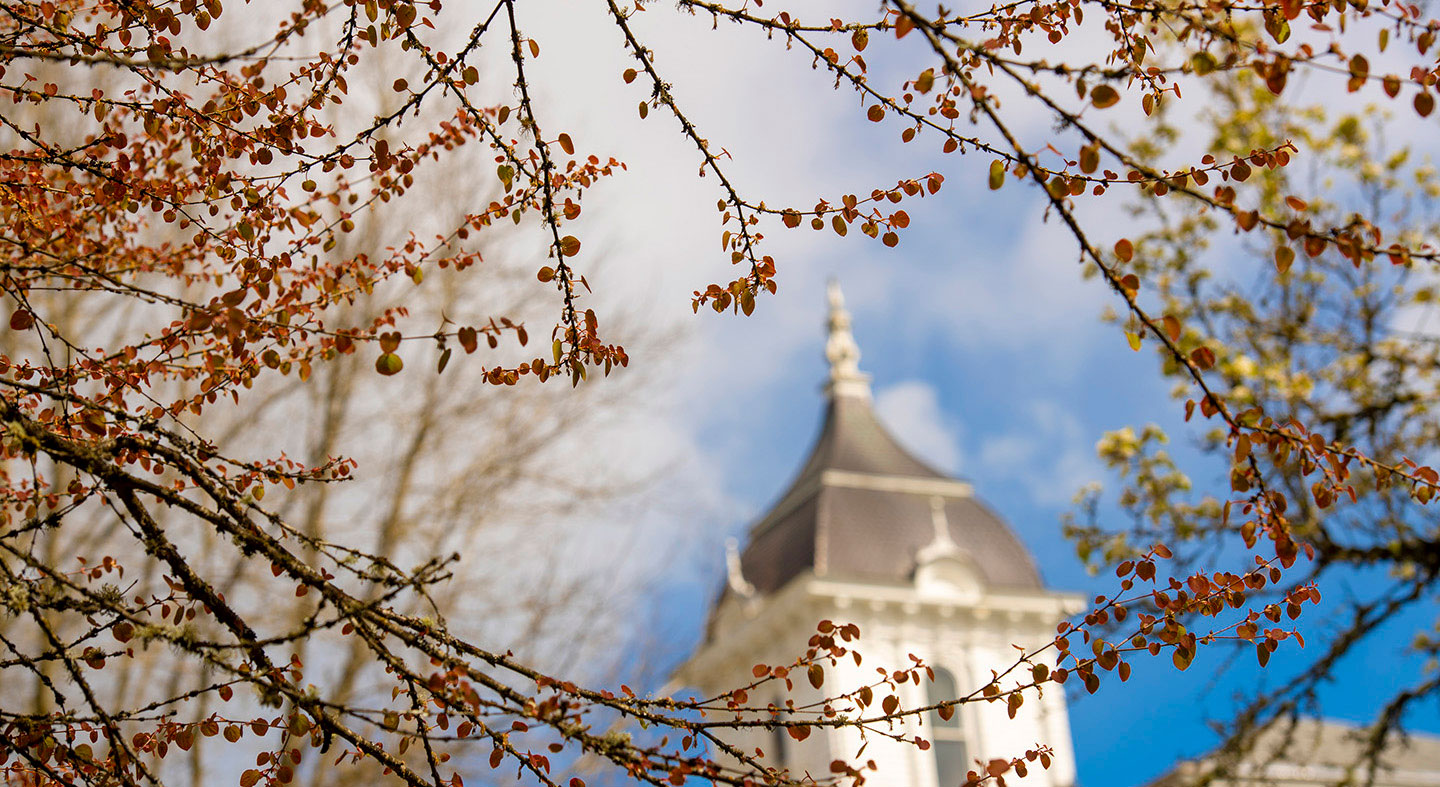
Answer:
[737, 389, 1044, 595]
[785, 390, 949, 486]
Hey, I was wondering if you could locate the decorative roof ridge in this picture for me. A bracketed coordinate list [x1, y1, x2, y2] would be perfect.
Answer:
[915, 496, 965, 567]
[745, 473, 977, 543]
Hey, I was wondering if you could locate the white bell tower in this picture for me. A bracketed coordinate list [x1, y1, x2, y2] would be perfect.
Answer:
[678, 283, 1083, 786]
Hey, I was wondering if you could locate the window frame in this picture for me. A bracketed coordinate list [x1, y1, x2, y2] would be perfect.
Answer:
[926, 666, 969, 787]
[768, 698, 788, 768]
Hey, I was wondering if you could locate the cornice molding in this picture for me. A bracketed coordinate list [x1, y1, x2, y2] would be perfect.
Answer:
[820, 470, 974, 498]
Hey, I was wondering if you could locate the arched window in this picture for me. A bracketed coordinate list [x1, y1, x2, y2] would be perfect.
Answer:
[768, 703, 787, 768]
[927, 667, 969, 787]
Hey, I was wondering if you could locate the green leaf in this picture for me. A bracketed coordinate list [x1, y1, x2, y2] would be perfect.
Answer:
[915, 68, 935, 93]
[375, 352, 403, 376]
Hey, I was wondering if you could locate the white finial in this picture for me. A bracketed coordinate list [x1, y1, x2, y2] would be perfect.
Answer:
[825, 280, 872, 399]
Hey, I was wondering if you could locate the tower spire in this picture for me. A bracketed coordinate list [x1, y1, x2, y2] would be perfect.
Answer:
[825, 280, 872, 400]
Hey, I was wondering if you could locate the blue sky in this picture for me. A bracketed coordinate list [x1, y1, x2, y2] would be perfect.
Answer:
[496, 1, 1440, 784]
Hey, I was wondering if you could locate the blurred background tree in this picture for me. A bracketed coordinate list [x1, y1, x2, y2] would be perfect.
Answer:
[1068, 61, 1440, 782]
[0, 22, 697, 785]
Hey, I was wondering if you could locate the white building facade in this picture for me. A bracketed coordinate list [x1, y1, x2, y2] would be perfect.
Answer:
[1148, 720, 1440, 787]
[679, 284, 1083, 787]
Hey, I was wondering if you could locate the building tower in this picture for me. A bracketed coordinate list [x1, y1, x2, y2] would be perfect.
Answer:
[678, 283, 1083, 786]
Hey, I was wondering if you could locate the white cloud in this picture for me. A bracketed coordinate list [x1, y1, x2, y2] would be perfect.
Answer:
[875, 380, 964, 475]
[979, 400, 1103, 505]
[979, 434, 1036, 469]
[907, 196, 1118, 370]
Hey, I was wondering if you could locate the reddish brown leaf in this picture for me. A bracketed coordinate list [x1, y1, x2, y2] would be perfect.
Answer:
[1416, 92, 1435, 118]
[1163, 315, 1181, 342]
[1090, 84, 1120, 108]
